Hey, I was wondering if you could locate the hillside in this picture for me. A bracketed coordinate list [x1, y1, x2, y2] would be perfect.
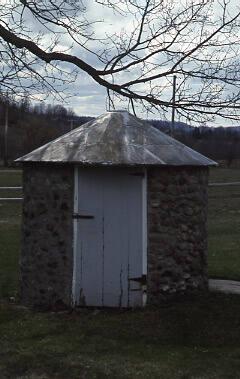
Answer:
[0, 97, 240, 163]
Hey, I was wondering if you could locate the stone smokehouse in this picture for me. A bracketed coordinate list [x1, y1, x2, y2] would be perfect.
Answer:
[17, 111, 216, 308]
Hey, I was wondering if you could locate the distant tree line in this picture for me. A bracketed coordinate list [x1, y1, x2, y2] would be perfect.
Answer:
[151, 120, 240, 165]
[0, 94, 91, 161]
[0, 95, 239, 164]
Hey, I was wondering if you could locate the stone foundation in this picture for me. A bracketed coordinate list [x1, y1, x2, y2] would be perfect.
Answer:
[20, 164, 74, 308]
[147, 167, 209, 304]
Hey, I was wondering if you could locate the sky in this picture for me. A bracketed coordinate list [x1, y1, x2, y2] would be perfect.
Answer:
[50, 1, 152, 119]
[51, 0, 240, 127]
[1, 0, 240, 127]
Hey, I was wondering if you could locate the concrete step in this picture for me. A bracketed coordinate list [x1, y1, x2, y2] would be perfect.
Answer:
[209, 279, 240, 294]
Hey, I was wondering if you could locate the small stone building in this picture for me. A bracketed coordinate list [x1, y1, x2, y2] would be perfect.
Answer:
[17, 111, 216, 308]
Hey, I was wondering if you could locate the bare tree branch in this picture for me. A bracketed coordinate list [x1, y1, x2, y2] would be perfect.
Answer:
[0, 0, 240, 121]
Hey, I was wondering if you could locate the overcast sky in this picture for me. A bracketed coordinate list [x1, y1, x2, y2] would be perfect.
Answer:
[44, 0, 239, 127]
[47, 1, 158, 121]
[2, 0, 239, 127]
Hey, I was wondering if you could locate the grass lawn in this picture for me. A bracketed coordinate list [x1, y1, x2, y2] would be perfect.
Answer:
[0, 167, 240, 378]
[1, 293, 240, 379]
[209, 167, 240, 183]
[0, 169, 22, 187]
[0, 201, 21, 298]
[208, 167, 240, 280]
[0, 169, 22, 298]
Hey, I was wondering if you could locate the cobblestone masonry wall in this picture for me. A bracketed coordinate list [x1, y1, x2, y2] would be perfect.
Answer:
[20, 164, 74, 308]
[147, 167, 209, 304]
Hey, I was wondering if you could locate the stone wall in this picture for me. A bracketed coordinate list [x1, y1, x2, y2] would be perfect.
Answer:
[147, 166, 209, 304]
[20, 164, 209, 308]
[20, 164, 74, 309]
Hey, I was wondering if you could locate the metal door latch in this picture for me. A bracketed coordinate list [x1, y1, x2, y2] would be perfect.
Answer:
[72, 214, 94, 219]
[129, 274, 147, 285]
[129, 172, 145, 177]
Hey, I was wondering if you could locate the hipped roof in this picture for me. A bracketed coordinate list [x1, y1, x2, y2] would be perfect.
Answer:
[16, 111, 217, 166]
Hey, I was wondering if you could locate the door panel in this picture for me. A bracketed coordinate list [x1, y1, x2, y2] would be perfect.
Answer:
[74, 168, 144, 307]
[102, 173, 130, 307]
[77, 208, 103, 306]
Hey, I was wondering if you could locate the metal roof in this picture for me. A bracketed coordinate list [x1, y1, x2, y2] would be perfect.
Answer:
[16, 111, 217, 166]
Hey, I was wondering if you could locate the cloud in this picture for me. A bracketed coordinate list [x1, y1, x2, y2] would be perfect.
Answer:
[1, 0, 239, 127]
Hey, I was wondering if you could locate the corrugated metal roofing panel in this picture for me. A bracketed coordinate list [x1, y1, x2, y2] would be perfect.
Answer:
[16, 111, 217, 166]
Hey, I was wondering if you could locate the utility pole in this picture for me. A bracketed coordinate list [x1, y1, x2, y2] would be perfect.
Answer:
[4, 101, 8, 167]
[69, 119, 74, 131]
[171, 75, 177, 137]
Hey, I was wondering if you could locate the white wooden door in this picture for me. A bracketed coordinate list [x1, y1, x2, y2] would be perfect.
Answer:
[72, 167, 146, 307]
